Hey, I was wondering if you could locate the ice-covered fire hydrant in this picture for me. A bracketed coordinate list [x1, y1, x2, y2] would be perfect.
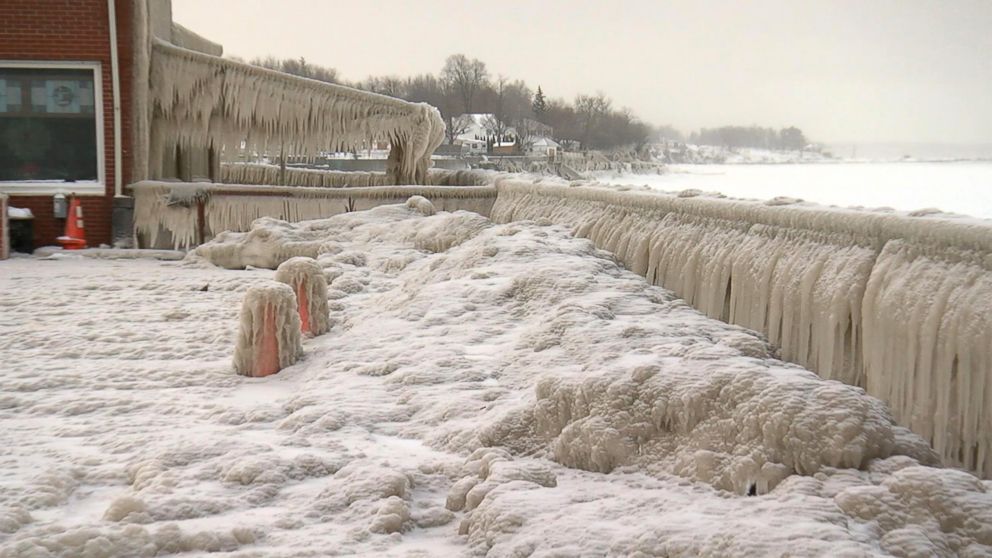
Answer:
[274, 257, 329, 336]
[233, 282, 303, 377]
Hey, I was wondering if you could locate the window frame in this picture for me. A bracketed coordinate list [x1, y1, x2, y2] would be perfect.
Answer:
[0, 60, 105, 196]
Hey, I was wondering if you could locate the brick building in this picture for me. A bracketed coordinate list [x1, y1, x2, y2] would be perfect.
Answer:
[1, 0, 135, 248]
[1, 1, 443, 254]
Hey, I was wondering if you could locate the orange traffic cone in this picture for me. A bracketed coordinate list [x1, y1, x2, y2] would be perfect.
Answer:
[57, 195, 87, 250]
[296, 284, 311, 335]
[274, 257, 330, 337]
[232, 283, 303, 377]
[254, 304, 281, 377]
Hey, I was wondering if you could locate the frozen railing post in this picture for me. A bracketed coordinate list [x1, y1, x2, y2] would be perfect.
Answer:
[233, 282, 303, 377]
[274, 257, 330, 336]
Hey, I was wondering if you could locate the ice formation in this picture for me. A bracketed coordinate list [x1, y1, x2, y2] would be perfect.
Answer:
[232, 282, 303, 376]
[193, 199, 492, 270]
[130, 174, 992, 474]
[490, 179, 992, 477]
[274, 257, 329, 336]
[148, 41, 444, 184]
[130, 181, 498, 250]
[219, 164, 496, 189]
[221, 164, 392, 188]
[863, 240, 992, 474]
[3, 202, 992, 555]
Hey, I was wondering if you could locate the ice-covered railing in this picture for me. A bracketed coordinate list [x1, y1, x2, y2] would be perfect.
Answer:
[148, 41, 445, 184]
[219, 163, 496, 188]
[130, 181, 498, 250]
[491, 179, 992, 477]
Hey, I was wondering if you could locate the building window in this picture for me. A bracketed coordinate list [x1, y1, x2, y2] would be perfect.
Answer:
[0, 62, 103, 194]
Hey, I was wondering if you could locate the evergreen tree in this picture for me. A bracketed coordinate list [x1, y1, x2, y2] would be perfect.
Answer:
[532, 86, 548, 122]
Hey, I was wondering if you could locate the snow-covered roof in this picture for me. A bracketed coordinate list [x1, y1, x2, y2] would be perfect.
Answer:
[454, 113, 517, 141]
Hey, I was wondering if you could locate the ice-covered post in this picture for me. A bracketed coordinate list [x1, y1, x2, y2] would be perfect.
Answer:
[233, 282, 303, 377]
[274, 257, 330, 336]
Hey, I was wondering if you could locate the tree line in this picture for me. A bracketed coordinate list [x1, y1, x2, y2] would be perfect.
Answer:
[241, 54, 654, 152]
[241, 55, 811, 153]
[670, 126, 808, 151]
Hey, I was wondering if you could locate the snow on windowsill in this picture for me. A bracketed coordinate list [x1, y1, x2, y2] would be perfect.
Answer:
[0, 181, 105, 196]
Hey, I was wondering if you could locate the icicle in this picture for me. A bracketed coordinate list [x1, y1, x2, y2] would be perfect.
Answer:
[148, 41, 445, 184]
[233, 282, 303, 377]
[274, 257, 330, 336]
[863, 241, 992, 476]
[489, 178, 992, 476]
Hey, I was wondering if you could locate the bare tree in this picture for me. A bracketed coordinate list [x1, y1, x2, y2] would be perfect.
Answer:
[440, 54, 489, 114]
[446, 114, 473, 145]
[575, 93, 612, 149]
[359, 75, 405, 97]
[482, 76, 513, 142]
[249, 56, 339, 84]
[513, 117, 543, 155]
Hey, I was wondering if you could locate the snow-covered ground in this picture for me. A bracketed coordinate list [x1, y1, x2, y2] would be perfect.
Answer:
[601, 162, 992, 219]
[2, 202, 991, 557]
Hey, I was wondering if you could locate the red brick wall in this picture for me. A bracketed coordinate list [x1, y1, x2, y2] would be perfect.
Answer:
[0, 0, 134, 248]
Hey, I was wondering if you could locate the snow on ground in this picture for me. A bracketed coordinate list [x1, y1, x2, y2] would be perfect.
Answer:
[2, 202, 991, 557]
[600, 162, 992, 219]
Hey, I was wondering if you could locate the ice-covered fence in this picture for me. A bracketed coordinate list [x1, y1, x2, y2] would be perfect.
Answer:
[491, 179, 992, 477]
[148, 40, 444, 185]
[219, 164, 497, 189]
[130, 181, 499, 250]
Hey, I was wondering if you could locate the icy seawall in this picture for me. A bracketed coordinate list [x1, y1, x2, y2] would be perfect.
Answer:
[490, 179, 992, 477]
[130, 176, 991, 476]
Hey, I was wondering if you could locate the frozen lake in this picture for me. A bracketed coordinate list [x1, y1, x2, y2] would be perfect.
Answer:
[604, 162, 992, 219]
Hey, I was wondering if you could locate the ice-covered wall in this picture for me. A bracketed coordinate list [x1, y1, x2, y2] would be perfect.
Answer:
[130, 175, 991, 475]
[130, 181, 498, 250]
[219, 164, 496, 189]
[148, 41, 444, 185]
[490, 179, 992, 477]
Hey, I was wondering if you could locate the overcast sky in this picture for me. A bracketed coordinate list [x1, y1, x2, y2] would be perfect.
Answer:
[172, 0, 992, 144]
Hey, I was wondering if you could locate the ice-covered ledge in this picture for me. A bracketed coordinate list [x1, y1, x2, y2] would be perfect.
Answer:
[491, 178, 992, 477]
[493, 179, 992, 252]
[148, 41, 445, 185]
[128, 180, 498, 250]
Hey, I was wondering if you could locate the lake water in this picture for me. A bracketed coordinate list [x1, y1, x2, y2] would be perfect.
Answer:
[603, 162, 992, 219]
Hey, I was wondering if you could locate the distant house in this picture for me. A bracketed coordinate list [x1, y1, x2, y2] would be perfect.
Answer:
[455, 114, 496, 140]
[455, 137, 487, 155]
[492, 141, 516, 155]
[453, 113, 517, 155]
[528, 137, 561, 158]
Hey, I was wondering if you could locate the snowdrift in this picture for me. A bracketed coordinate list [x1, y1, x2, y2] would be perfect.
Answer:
[130, 181, 498, 251]
[491, 179, 992, 477]
[130, 175, 991, 476]
[191, 202, 939, 495]
[3, 202, 991, 555]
